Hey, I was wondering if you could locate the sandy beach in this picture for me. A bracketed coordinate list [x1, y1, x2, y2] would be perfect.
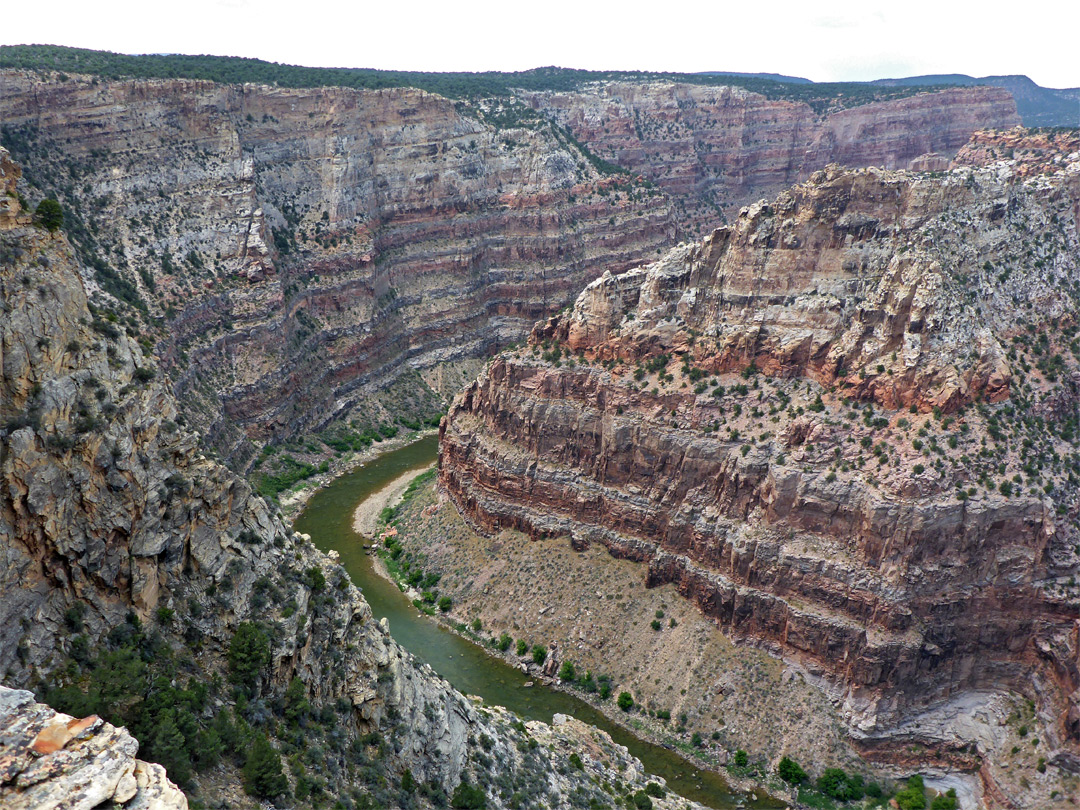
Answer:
[351, 464, 435, 539]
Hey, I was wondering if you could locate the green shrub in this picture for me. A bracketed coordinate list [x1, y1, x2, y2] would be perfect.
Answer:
[303, 566, 326, 593]
[930, 789, 958, 810]
[558, 660, 576, 681]
[35, 198, 63, 231]
[597, 674, 612, 700]
[531, 644, 546, 665]
[733, 749, 748, 767]
[816, 766, 865, 799]
[451, 780, 486, 809]
[437, 595, 452, 612]
[497, 633, 512, 652]
[516, 639, 528, 656]
[617, 691, 634, 711]
[895, 775, 927, 810]
[777, 756, 807, 785]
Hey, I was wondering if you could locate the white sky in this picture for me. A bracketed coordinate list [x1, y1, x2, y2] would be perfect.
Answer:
[4, 0, 1079, 89]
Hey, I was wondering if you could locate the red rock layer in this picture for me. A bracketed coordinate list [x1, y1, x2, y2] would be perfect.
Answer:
[0, 71, 674, 463]
[526, 83, 1020, 234]
[441, 161, 1080, 750]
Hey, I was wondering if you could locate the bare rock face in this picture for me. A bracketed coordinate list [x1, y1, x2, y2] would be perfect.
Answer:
[0, 72, 1021, 468]
[0, 146, 27, 228]
[526, 82, 1020, 234]
[0, 150, 481, 790]
[955, 127, 1080, 179]
[440, 154, 1080, 790]
[0, 70, 675, 465]
[0, 686, 187, 810]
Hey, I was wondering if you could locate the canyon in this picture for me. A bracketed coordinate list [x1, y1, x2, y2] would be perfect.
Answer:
[0, 70, 674, 469]
[0, 54, 1072, 809]
[0, 145, 712, 810]
[439, 141, 1080, 806]
[527, 83, 1019, 235]
[0, 69, 1016, 475]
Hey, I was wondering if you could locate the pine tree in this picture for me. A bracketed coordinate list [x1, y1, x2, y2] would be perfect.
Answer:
[228, 622, 270, 691]
[283, 677, 309, 725]
[149, 711, 193, 786]
[243, 733, 289, 799]
[34, 198, 63, 232]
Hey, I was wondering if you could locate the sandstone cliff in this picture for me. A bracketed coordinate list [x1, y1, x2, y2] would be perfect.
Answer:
[0, 71, 1020, 475]
[0, 147, 707, 810]
[0, 70, 675, 468]
[440, 153, 1080, 805]
[526, 83, 1020, 235]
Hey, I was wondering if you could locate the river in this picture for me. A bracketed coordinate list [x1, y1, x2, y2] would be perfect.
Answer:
[294, 435, 781, 810]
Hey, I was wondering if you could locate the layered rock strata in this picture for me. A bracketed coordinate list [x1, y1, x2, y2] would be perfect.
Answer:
[0, 145, 474, 785]
[0, 71, 1022, 468]
[526, 83, 1020, 233]
[0, 70, 674, 465]
[0, 148, 708, 809]
[440, 157, 1080, 791]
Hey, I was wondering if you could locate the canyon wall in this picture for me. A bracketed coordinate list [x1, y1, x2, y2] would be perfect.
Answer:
[0, 146, 477, 786]
[0, 146, 709, 810]
[440, 154, 1080, 796]
[0, 70, 674, 466]
[0, 72, 1019, 469]
[526, 83, 1020, 235]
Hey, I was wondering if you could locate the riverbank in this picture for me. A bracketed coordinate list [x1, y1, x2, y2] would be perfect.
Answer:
[276, 428, 438, 519]
[352, 463, 436, 538]
[362, 477, 790, 808]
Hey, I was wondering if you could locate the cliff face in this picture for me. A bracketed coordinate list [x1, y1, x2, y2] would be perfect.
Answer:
[0, 72, 1022, 470]
[0, 144, 471, 784]
[526, 83, 1020, 235]
[0, 148, 708, 810]
[0, 70, 674, 466]
[440, 156, 1080, 791]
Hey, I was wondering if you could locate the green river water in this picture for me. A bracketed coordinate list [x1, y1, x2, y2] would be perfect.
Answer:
[294, 435, 781, 810]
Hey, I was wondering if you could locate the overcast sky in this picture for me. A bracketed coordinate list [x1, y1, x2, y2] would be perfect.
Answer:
[5, 0, 1079, 88]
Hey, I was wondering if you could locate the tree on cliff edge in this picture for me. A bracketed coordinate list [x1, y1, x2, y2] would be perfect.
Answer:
[34, 198, 63, 232]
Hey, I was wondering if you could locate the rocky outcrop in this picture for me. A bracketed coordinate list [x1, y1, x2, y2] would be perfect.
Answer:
[0, 70, 674, 466]
[955, 127, 1080, 178]
[526, 83, 1020, 234]
[0, 146, 25, 228]
[0, 686, 187, 810]
[440, 155, 1080, 801]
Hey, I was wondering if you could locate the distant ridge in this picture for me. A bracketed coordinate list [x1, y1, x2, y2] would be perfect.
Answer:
[873, 74, 1080, 127]
[0, 45, 971, 115]
[2, 45, 1076, 124]
[695, 71, 813, 84]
